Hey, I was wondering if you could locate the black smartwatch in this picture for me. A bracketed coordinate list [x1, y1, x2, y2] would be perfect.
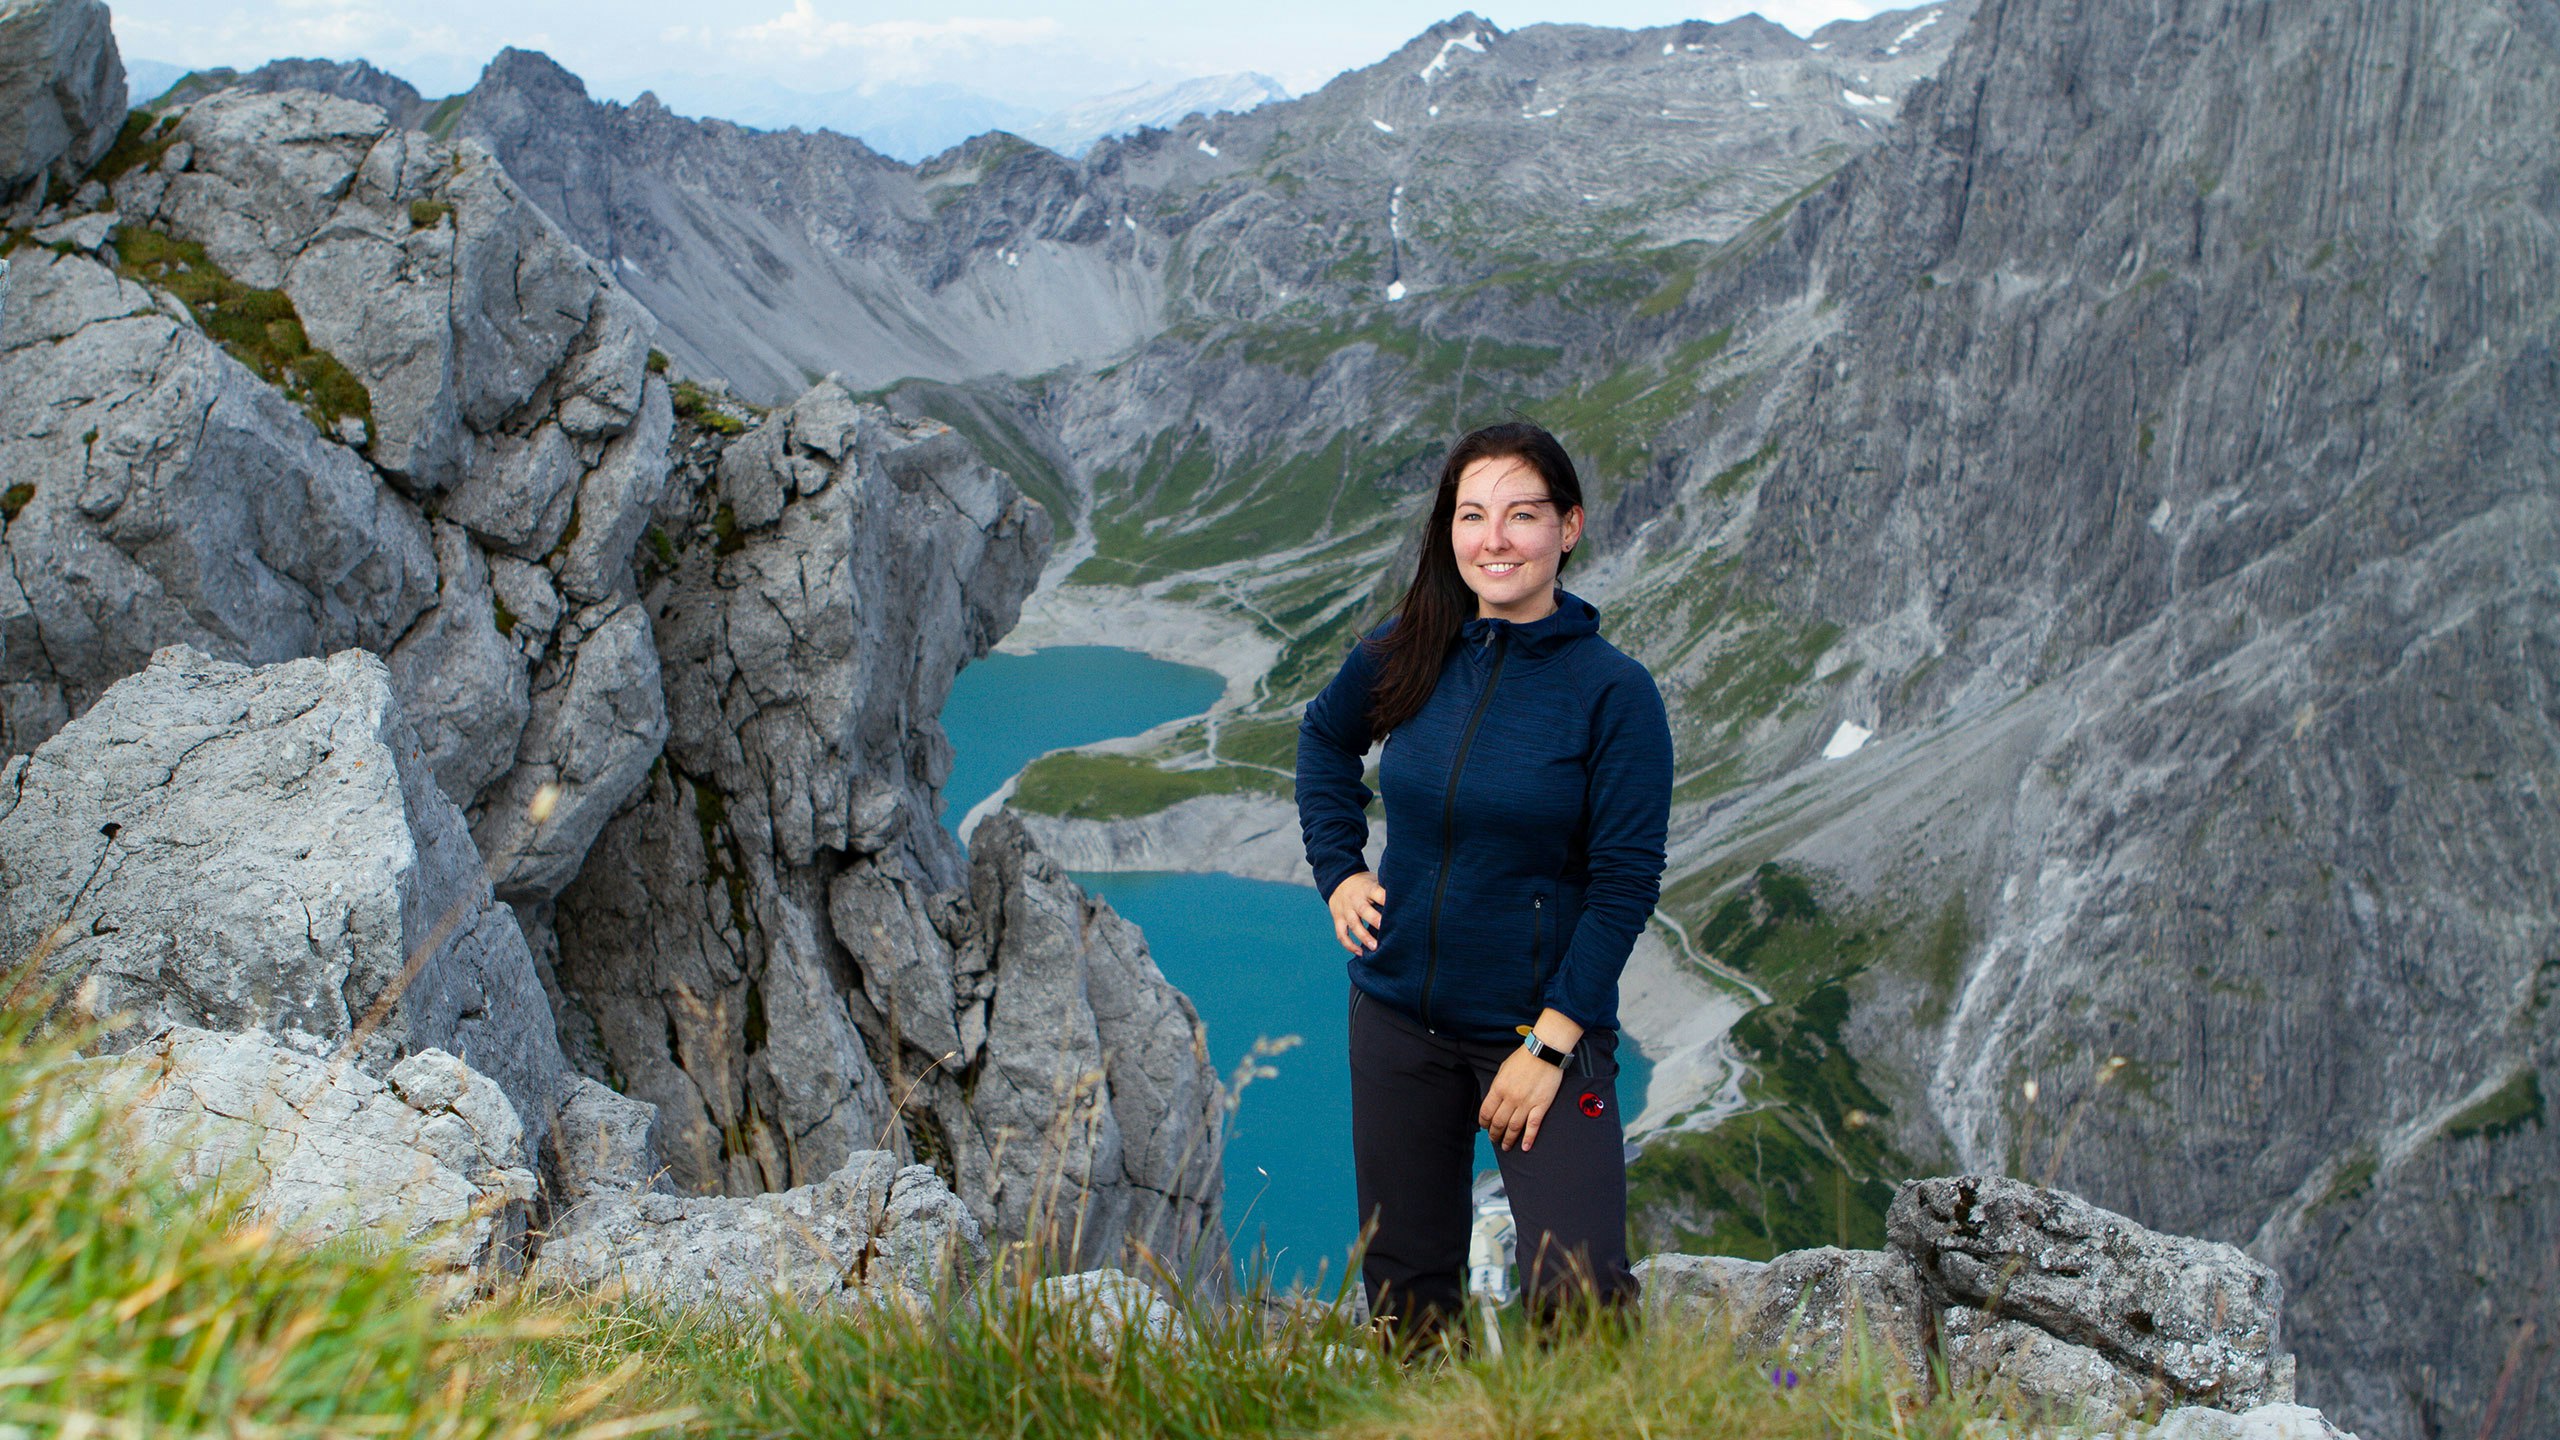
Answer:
[1515, 1025, 1573, 1067]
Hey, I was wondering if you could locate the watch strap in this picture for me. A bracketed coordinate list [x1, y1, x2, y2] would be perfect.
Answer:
[1514, 1025, 1572, 1067]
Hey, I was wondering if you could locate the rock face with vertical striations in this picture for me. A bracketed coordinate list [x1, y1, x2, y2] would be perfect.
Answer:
[549, 390, 1225, 1274]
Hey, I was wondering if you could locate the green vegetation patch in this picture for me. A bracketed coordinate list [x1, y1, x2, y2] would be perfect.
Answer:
[1912, 894, 1972, 1027]
[90, 110, 182, 187]
[115, 226, 373, 440]
[671, 378, 750, 436]
[1706, 440, 1779, 499]
[2313, 1144, 2379, 1213]
[1531, 327, 1731, 506]
[0, 484, 32, 523]
[1010, 752, 1289, 821]
[1632, 864, 1919, 1256]
[1215, 712, 1306, 772]
[421, 93, 469, 140]
[408, 198, 452, 230]
[1072, 428, 1422, 588]
[2447, 1068, 2544, 1142]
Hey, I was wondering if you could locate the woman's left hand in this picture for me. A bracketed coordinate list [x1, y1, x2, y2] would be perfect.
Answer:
[1479, 1050, 1564, 1151]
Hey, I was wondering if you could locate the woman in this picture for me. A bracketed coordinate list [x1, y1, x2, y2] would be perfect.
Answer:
[1295, 421, 1673, 1343]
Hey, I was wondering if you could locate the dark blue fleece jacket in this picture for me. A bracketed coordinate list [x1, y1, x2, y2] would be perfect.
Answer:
[1296, 592, 1673, 1042]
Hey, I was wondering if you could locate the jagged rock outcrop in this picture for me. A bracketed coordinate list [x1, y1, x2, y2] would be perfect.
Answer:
[0, 646, 562, 1141]
[0, 0, 120, 210]
[1893, 1177, 2291, 1411]
[2, 29, 1230, 1275]
[549, 390, 1225, 1273]
[1642, 1176, 2292, 1418]
[72, 1026, 538, 1281]
[0, 83, 673, 896]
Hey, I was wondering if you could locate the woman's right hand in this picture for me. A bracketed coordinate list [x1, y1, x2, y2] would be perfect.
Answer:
[1327, 871, 1386, 956]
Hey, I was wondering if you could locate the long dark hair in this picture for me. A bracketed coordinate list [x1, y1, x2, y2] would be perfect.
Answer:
[1364, 422, 1584, 735]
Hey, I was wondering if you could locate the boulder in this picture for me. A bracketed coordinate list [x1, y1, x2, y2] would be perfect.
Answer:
[1032, 1269, 1190, 1352]
[74, 1026, 535, 1279]
[1890, 1176, 2291, 1410]
[531, 1148, 985, 1313]
[0, 646, 565, 1146]
[0, 0, 122, 208]
[1636, 1246, 1931, 1374]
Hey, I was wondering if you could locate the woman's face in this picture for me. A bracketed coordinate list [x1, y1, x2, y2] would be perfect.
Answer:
[1451, 454, 1584, 623]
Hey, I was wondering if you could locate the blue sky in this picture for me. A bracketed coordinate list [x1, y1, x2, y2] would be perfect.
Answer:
[109, 0, 1889, 109]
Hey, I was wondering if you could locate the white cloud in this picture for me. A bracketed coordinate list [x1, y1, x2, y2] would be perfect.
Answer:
[720, 3, 1062, 82]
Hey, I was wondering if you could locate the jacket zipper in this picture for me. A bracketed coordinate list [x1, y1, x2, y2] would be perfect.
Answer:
[1421, 631, 1508, 1029]
[1525, 893, 1547, 1014]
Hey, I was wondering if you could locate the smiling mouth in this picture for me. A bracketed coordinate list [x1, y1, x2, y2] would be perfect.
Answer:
[1481, 563, 1523, 576]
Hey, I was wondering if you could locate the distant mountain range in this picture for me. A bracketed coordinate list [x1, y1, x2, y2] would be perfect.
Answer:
[120, 55, 1286, 161]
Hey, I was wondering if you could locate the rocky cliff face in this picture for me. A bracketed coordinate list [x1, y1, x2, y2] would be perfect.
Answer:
[0, 22, 1225, 1278]
[1566, 4, 2559, 1437]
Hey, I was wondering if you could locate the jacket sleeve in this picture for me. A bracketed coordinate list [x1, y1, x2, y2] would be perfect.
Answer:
[1543, 660, 1673, 1030]
[1296, 633, 1384, 901]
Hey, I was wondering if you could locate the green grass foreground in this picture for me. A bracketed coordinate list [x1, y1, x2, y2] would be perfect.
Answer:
[1, 967, 2039, 1439]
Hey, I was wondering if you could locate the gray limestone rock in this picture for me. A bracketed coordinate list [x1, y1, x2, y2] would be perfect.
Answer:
[2143, 1404, 2360, 1440]
[555, 374, 675, 603]
[73, 1026, 536, 1280]
[0, 0, 122, 208]
[386, 521, 532, 810]
[4, 82, 674, 870]
[549, 392, 1047, 1199]
[1033, 1269, 1191, 1352]
[1891, 1177, 2289, 1410]
[530, 1148, 984, 1313]
[442, 422, 583, 557]
[0, 646, 564, 1145]
[1636, 1246, 1931, 1376]
[1941, 1307, 2152, 1420]
[545, 396, 1224, 1277]
[957, 810, 1225, 1274]
[0, 247, 441, 758]
[472, 599, 667, 902]
[544, 1073, 671, 1205]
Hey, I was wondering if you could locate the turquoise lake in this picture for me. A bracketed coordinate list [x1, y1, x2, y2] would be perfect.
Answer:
[939, 644, 1650, 1287]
